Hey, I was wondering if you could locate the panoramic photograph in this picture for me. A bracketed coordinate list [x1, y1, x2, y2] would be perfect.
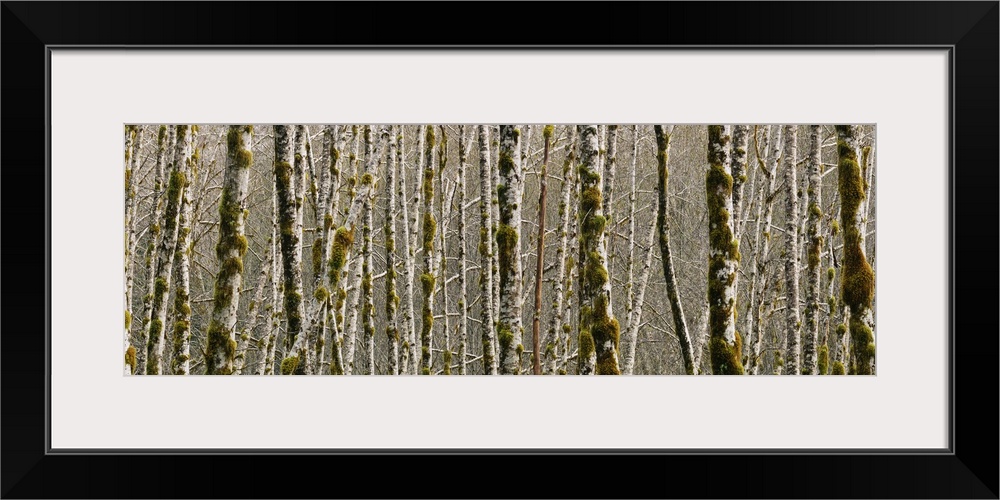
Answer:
[123, 124, 875, 376]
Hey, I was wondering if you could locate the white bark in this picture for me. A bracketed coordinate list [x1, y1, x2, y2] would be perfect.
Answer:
[730, 125, 751, 241]
[577, 125, 620, 375]
[621, 223, 658, 375]
[622, 125, 638, 363]
[602, 124, 619, 284]
[124, 125, 142, 375]
[706, 125, 742, 375]
[385, 125, 401, 375]
[782, 125, 801, 375]
[262, 185, 282, 375]
[497, 125, 524, 375]
[137, 125, 171, 374]
[746, 125, 781, 375]
[544, 127, 576, 375]
[456, 126, 470, 375]
[170, 128, 196, 375]
[476, 125, 498, 375]
[437, 128, 452, 374]
[419, 125, 437, 374]
[399, 126, 419, 375]
[202, 126, 252, 374]
[144, 125, 190, 375]
[361, 125, 387, 374]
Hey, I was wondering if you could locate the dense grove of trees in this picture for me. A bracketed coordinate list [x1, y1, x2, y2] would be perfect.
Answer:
[124, 124, 876, 375]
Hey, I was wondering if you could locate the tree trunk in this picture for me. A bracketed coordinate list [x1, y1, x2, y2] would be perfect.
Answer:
[602, 124, 619, 287]
[577, 125, 620, 375]
[456, 126, 471, 375]
[836, 125, 875, 375]
[298, 125, 335, 375]
[491, 127, 501, 329]
[202, 126, 252, 374]
[124, 125, 142, 375]
[705, 125, 744, 375]
[730, 125, 751, 241]
[497, 125, 524, 375]
[654, 125, 695, 375]
[342, 127, 363, 375]
[544, 126, 575, 375]
[622, 125, 639, 373]
[399, 126, 420, 375]
[530, 125, 553, 375]
[272, 125, 309, 374]
[803, 125, 823, 374]
[782, 125, 801, 375]
[360, 126, 384, 374]
[170, 129, 196, 375]
[385, 125, 401, 375]
[137, 125, 171, 374]
[145, 125, 190, 375]
[437, 127, 452, 374]
[262, 184, 282, 375]
[420, 125, 437, 375]
[477, 125, 499, 375]
[622, 223, 658, 375]
[746, 125, 781, 375]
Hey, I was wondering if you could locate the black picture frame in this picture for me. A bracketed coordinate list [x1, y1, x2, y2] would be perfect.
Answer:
[2, 2, 996, 498]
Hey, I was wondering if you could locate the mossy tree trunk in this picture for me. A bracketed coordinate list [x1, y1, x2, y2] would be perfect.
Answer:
[273, 125, 309, 375]
[705, 125, 744, 375]
[563, 161, 581, 375]
[323, 126, 348, 375]
[836, 125, 875, 375]
[653, 125, 695, 375]
[342, 127, 363, 375]
[530, 125, 553, 376]
[803, 125, 823, 375]
[419, 125, 437, 375]
[602, 125, 619, 286]
[781, 125, 801, 375]
[544, 126, 575, 375]
[456, 126, 471, 375]
[170, 129, 197, 375]
[145, 125, 190, 375]
[577, 124, 621, 375]
[745, 125, 781, 375]
[124, 125, 143, 375]
[491, 126, 501, 330]
[399, 126, 420, 375]
[361, 125, 387, 374]
[385, 125, 401, 375]
[497, 125, 525, 375]
[437, 127, 452, 374]
[137, 125, 171, 375]
[204, 125, 252, 375]
[730, 125, 751, 242]
[477, 125, 499, 375]
[301, 125, 336, 375]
